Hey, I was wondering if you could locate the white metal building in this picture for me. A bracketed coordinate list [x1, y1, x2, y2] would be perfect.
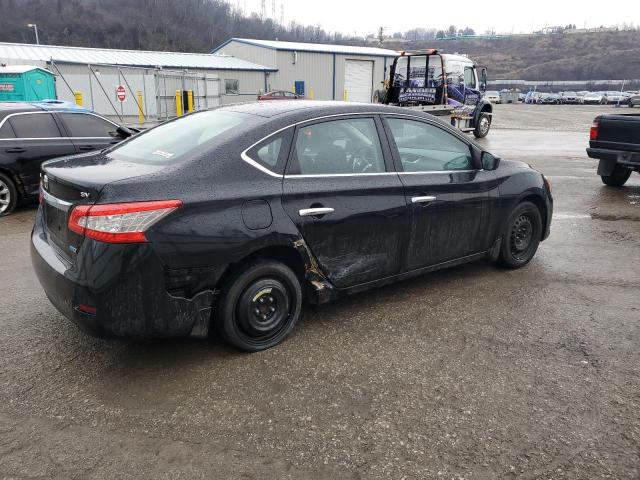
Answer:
[0, 42, 275, 121]
[212, 39, 398, 103]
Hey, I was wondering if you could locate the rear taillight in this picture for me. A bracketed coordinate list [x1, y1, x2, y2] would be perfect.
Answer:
[590, 117, 600, 140]
[68, 200, 182, 244]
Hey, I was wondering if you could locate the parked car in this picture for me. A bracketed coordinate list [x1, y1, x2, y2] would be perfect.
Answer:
[627, 93, 640, 108]
[258, 90, 304, 100]
[538, 93, 561, 104]
[587, 114, 640, 186]
[605, 91, 627, 104]
[483, 91, 501, 104]
[32, 101, 553, 351]
[0, 102, 135, 216]
[583, 92, 607, 105]
[560, 91, 579, 104]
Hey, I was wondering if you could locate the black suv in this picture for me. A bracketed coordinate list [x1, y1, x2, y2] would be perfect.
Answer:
[0, 102, 133, 216]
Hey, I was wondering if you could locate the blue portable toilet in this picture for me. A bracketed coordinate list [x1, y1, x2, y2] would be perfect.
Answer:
[0, 65, 56, 102]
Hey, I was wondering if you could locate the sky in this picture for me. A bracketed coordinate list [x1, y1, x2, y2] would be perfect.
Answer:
[238, 0, 640, 37]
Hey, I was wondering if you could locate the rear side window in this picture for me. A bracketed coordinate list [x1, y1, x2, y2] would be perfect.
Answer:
[107, 110, 245, 165]
[59, 113, 117, 138]
[289, 118, 385, 175]
[246, 128, 293, 174]
[386, 118, 473, 172]
[9, 113, 61, 138]
[0, 121, 15, 138]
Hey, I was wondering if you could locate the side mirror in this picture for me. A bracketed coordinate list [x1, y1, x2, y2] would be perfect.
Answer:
[116, 125, 133, 138]
[479, 67, 488, 93]
[482, 151, 500, 170]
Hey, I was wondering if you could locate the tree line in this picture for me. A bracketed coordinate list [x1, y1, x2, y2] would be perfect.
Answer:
[0, 0, 363, 52]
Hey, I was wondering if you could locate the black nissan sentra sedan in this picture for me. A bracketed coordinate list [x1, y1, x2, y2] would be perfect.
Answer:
[31, 101, 552, 351]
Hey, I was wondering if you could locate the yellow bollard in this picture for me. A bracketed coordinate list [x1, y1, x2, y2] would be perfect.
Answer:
[137, 91, 145, 124]
[74, 91, 83, 106]
[187, 90, 194, 113]
[175, 90, 182, 117]
[343, 89, 348, 101]
[309, 87, 315, 100]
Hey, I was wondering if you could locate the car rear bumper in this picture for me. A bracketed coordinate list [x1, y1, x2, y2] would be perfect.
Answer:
[587, 148, 640, 166]
[31, 207, 213, 338]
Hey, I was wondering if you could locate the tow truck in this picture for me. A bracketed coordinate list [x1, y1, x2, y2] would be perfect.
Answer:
[377, 49, 493, 138]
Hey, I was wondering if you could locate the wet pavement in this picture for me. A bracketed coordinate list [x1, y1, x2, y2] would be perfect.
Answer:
[1, 105, 639, 479]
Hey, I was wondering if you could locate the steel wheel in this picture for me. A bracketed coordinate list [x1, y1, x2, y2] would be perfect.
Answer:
[237, 278, 291, 341]
[509, 214, 534, 261]
[215, 260, 302, 352]
[497, 201, 542, 269]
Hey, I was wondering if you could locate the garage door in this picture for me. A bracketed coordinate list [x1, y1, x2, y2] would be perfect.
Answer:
[344, 60, 374, 103]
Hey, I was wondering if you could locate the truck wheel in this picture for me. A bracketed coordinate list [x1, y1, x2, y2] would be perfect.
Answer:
[601, 164, 632, 187]
[372, 90, 386, 103]
[473, 113, 491, 138]
[0, 172, 18, 217]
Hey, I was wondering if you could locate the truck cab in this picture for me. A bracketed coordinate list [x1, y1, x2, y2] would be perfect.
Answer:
[381, 50, 493, 138]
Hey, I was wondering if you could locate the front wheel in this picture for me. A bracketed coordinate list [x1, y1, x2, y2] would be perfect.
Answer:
[601, 164, 631, 187]
[473, 112, 491, 138]
[497, 201, 542, 269]
[0, 172, 18, 217]
[214, 260, 302, 352]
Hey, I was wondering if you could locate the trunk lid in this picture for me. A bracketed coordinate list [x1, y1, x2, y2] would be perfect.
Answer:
[41, 151, 164, 261]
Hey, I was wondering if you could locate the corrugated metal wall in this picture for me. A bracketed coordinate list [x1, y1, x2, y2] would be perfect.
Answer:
[216, 42, 278, 69]
[274, 50, 334, 99]
[218, 40, 394, 101]
[47, 63, 267, 118]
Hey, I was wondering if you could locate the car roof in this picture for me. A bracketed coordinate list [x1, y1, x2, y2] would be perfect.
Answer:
[219, 100, 440, 121]
[0, 100, 94, 114]
[0, 101, 41, 113]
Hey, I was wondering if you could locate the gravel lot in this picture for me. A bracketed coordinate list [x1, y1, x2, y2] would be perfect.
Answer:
[1, 104, 639, 479]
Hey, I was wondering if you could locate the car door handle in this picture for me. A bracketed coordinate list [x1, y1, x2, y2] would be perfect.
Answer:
[299, 207, 334, 217]
[411, 195, 437, 204]
[5, 147, 26, 153]
[78, 146, 95, 151]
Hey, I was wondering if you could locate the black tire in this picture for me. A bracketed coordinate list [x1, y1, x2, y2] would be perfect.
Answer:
[497, 201, 542, 269]
[473, 112, 491, 138]
[0, 172, 18, 217]
[601, 164, 632, 187]
[214, 260, 302, 352]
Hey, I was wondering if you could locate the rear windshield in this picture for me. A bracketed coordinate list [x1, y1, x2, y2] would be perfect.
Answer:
[107, 110, 245, 165]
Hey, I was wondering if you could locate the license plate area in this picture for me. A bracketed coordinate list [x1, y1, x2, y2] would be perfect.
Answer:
[44, 202, 70, 250]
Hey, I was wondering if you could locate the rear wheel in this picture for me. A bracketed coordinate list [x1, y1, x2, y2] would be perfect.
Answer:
[497, 201, 542, 269]
[601, 164, 632, 187]
[0, 172, 18, 217]
[473, 112, 491, 138]
[214, 260, 302, 352]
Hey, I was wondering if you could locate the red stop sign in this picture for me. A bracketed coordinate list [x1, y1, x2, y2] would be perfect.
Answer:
[116, 85, 126, 102]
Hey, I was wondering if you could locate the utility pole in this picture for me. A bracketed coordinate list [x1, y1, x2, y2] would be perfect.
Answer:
[27, 23, 39, 45]
[260, 0, 265, 20]
[280, 3, 284, 25]
[271, 0, 276, 21]
[378, 26, 384, 45]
